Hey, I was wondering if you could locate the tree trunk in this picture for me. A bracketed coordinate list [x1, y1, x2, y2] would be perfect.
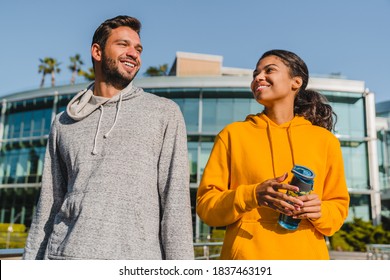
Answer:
[70, 70, 76, 85]
[51, 71, 55, 87]
[40, 74, 45, 88]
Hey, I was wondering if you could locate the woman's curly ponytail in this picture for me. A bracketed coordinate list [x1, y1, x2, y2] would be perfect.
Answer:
[294, 89, 337, 131]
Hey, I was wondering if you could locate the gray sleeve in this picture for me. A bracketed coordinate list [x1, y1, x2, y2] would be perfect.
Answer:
[158, 103, 194, 260]
[23, 116, 67, 260]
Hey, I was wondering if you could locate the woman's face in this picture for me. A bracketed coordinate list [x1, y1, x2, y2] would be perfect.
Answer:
[251, 55, 301, 107]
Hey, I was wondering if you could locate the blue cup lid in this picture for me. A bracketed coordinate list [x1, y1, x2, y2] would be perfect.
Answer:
[292, 165, 315, 184]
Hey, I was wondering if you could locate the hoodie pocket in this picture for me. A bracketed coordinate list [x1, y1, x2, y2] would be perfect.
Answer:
[222, 220, 258, 259]
[46, 192, 84, 257]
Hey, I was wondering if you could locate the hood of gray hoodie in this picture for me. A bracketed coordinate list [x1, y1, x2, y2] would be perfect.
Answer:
[66, 81, 140, 121]
[66, 81, 143, 155]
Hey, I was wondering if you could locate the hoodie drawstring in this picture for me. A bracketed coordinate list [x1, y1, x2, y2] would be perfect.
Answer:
[92, 105, 104, 155]
[287, 124, 296, 167]
[91, 92, 123, 155]
[104, 91, 123, 138]
[264, 116, 296, 178]
[266, 122, 277, 179]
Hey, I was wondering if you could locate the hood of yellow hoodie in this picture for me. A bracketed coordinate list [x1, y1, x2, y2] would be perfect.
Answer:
[245, 113, 313, 178]
[245, 112, 312, 128]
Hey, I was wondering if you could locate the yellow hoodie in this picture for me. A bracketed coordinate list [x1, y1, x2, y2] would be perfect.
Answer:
[196, 113, 350, 260]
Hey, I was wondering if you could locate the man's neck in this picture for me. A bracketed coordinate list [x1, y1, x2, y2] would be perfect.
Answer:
[93, 80, 124, 98]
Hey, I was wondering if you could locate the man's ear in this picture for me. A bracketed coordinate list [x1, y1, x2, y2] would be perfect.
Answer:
[292, 76, 303, 91]
[91, 43, 102, 63]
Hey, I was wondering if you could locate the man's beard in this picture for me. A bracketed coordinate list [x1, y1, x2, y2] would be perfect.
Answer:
[101, 53, 139, 89]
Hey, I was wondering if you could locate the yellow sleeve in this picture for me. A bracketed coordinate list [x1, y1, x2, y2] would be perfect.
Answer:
[196, 133, 259, 227]
[310, 136, 350, 236]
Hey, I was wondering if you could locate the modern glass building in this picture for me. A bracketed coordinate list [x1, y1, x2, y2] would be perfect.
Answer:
[376, 100, 390, 219]
[0, 52, 382, 247]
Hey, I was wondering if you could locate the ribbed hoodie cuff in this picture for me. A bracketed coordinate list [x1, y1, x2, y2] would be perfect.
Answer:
[235, 183, 259, 212]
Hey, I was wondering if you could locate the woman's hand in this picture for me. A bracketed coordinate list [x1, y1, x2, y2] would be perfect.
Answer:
[255, 173, 304, 215]
[292, 193, 322, 220]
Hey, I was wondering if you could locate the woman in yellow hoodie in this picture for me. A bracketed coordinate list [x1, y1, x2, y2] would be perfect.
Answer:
[196, 49, 350, 260]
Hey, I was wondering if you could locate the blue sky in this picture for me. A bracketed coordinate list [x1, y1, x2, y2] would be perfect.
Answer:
[1, 0, 389, 103]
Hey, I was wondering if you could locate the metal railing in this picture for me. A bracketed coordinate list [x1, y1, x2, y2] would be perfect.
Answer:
[2, 243, 389, 260]
[366, 244, 390, 260]
[193, 241, 223, 260]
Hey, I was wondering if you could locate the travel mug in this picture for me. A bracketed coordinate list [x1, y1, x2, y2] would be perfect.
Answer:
[278, 165, 315, 230]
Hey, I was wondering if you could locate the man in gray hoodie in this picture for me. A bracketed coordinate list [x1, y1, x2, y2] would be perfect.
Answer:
[23, 15, 194, 260]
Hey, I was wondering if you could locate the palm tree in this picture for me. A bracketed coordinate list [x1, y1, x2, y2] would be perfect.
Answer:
[68, 54, 84, 85]
[38, 58, 51, 88]
[79, 67, 95, 81]
[144, 64, 169, 77]
[38, 57, 61, 87]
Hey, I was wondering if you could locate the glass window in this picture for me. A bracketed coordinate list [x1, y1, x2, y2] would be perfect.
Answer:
[341, 144, 369, 190]
[27, 147, 45, 183]
[56, 94, 74, 114]
[4, 112, 22, 139]
[202, 98, 263, 133]
[188, 142, 198, 183]
[345, 194, 371, 222]
[216, 99, 234, 129]
[0, 145, 46, 185]
[0, 187, 41, 226]
[16, 149, 29, 183]
[172, 98, 199, 132]
[234, 98, 262, 120]
[4, 110, 51, 139]
[202, 99, 217, 133]
[31, 108, 52, 136]
[5, 151, 18, 184]
[330, 98, 365, 138]
[199, 142, 214, 178]
[377, 130, 390, 191]
[21, 112, 32, 138]
[4, 98, 54, 139]
[250, 99, 263, 115]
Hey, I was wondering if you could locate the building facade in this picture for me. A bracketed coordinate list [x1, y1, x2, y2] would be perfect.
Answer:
[376, 100, 390, 219]
[0, 52, 382, 246]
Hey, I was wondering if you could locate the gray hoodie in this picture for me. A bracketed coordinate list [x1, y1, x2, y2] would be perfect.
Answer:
[23, 82, 194, 260]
